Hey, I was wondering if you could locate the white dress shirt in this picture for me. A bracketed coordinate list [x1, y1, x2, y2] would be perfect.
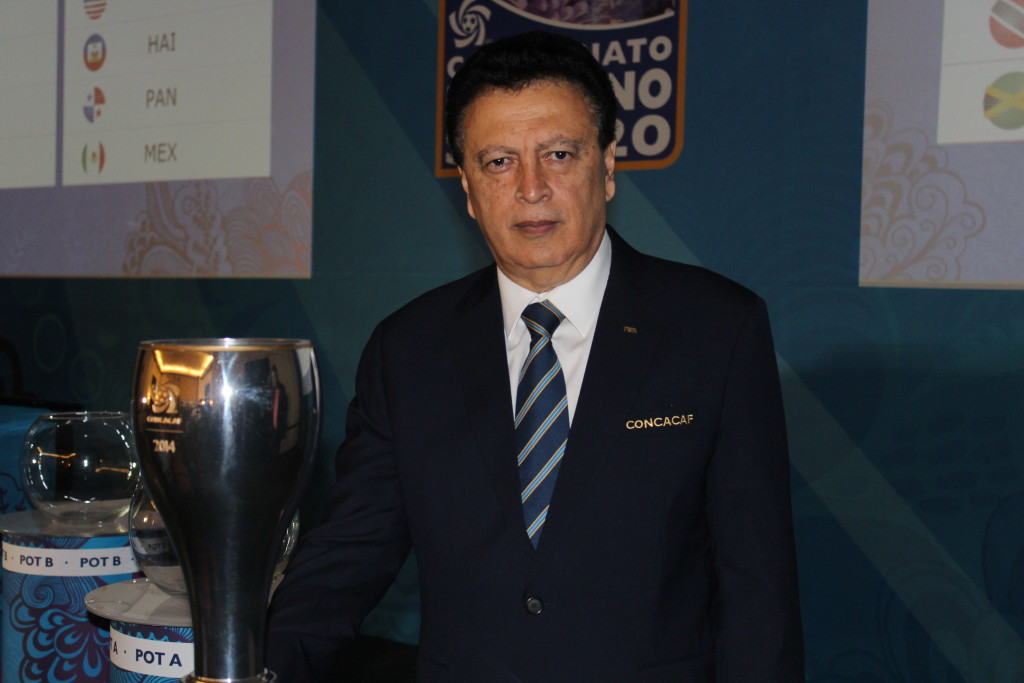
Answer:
[498, 231, 612, 424]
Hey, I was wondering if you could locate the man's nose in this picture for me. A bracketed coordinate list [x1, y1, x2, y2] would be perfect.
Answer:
[516, 161, 551, 203]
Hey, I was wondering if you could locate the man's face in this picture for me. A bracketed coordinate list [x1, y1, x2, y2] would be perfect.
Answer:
[458, 80, 615, 292]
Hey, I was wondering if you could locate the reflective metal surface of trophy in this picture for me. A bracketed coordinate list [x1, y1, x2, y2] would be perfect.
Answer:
[133, 339, 319, 683]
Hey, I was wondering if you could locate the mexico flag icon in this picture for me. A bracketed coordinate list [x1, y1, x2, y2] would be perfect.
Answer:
[82, 143, 106, 174]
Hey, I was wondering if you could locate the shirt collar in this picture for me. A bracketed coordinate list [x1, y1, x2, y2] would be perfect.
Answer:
[498, 230, 612, 339]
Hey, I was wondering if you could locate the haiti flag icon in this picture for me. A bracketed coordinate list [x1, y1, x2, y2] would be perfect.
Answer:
[84, 87, 106, 123]
[84, 0, 107, 20]
[81, 143, 106, 174]
[84, 34, 106, 72]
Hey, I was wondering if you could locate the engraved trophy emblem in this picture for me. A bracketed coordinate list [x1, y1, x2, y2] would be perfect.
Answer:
[132, 339, 319, 683]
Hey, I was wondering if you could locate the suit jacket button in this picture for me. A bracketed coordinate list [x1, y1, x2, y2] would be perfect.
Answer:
[525, 597, 543, 615]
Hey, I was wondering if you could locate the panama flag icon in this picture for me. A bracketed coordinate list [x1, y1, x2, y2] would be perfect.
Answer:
[84, 34, 106, 72]
[84, 87, 106, 123]
[82, 143, 106, 174]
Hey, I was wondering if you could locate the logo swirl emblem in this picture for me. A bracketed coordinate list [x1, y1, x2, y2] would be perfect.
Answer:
[449, 0, 491, 48]
[149, 377, 180, 415]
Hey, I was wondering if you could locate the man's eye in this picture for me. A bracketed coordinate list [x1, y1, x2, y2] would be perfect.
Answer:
[487, 157, 510, 169]
[550, 150, 571, 161]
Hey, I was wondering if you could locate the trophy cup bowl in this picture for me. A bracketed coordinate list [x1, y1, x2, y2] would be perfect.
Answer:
[132, 339, 319, 682]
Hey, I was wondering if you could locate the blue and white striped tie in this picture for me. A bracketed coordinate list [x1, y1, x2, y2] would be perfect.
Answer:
[515, 301, 569, 547]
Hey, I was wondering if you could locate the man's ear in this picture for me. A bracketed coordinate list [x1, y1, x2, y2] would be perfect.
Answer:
[458, 167, 477, 220]
[603, 141, 616, 202]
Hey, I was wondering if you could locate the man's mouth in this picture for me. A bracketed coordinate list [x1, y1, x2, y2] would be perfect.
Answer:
[515, 220, 557, 232]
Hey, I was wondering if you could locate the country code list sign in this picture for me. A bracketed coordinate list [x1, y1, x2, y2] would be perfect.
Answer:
[0, 0, 314, 278]
[64, 0, 272, 185]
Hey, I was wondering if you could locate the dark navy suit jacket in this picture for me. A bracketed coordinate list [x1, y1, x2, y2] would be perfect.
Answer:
[266, 230, 804, 681]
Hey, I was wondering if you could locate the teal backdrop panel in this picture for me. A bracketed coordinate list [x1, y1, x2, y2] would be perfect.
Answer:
[2, 1, 1024, 680]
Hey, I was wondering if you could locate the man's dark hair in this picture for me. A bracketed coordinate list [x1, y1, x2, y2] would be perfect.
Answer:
[444, 30, 618, 167]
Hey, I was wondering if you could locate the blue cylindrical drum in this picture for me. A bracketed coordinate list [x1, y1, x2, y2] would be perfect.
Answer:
[2, 530, 137, 682]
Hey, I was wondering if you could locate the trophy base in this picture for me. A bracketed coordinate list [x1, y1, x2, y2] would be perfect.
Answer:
[183, 672, 277, 683]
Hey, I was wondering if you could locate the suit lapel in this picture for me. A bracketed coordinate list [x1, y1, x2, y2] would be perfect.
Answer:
[449, 268, 530, 552]
[538, 233, 665, 552]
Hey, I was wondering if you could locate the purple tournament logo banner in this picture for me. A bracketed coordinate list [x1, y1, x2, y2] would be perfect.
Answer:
[435, 0, 688, 176]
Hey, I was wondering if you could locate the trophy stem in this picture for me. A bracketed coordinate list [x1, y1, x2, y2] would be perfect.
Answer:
[179, 504, 282, 678]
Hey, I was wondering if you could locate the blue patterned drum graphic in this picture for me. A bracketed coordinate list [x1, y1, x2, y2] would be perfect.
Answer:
[2, 533, 137, 683]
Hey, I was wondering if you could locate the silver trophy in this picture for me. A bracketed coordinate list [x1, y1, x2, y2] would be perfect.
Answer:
[132, 339, 319, 682]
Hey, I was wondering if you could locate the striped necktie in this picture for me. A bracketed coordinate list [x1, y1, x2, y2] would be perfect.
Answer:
[515, 300, 569, 547]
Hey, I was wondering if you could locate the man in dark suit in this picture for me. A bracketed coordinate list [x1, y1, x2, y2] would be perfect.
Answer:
[266, 30, 803, 681]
